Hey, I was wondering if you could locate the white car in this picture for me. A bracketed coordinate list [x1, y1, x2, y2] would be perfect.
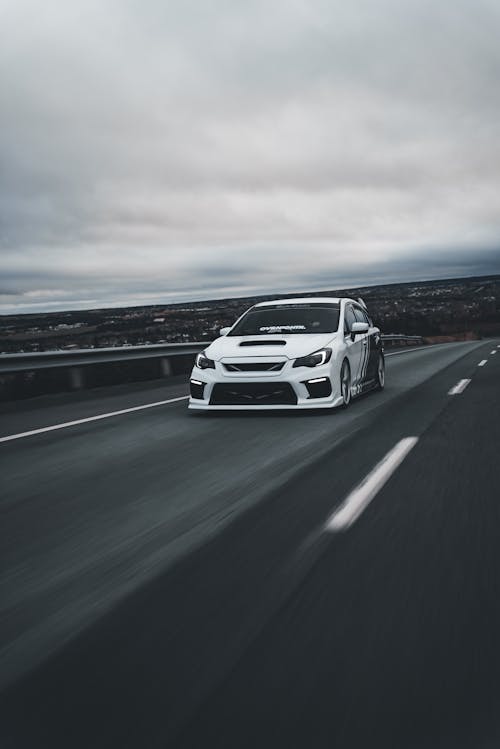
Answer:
[188, 297, 384, 411]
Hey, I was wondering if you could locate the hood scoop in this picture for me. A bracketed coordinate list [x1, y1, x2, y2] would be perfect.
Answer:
[239, 340, 286, 347]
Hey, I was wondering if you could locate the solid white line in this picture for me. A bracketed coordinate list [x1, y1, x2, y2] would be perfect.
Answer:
[0, 395, 189, 444]
[478, 360, 488, 367]
[326, 437, 419, 532]
[384, 341, 477, 358]
[448, 378, 471, 395]
[384, 347, 429, 357]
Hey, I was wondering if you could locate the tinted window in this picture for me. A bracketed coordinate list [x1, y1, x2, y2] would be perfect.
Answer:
[228, 304, 340, 336]
[354, 307, 369, 324]
[344, 306, 357, 334]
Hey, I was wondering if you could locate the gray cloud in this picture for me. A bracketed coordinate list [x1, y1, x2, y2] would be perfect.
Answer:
[1, 0, 500, 313]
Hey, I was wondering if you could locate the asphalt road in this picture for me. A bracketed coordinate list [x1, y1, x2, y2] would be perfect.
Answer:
[1, 340, 499, 748]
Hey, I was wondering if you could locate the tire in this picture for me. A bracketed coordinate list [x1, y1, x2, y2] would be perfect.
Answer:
[340, 359, 351, 407]
[375, 354, 385, 390]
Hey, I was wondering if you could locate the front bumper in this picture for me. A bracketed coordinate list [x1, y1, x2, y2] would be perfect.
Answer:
[188, 361, 343, 410]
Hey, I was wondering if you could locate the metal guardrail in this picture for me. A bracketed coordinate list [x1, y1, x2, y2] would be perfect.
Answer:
[0, 335, 424, 373]
[0, 342, 207, 393]
[0, 335, 422, 377]
[381, 334, 423, 346]
[0, 335, 425, 398]
[0, 342, 206, 375]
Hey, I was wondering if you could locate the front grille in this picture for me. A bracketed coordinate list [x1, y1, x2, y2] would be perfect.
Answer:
[210, 382, 297, 406]
[223, 362, 284, 372]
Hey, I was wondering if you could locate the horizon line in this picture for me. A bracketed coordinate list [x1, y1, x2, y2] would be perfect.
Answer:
[1, 270, 500, 318]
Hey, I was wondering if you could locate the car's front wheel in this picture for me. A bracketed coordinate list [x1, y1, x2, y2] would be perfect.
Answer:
[375, 354, 385, 390]
[340, 359, 351, 407]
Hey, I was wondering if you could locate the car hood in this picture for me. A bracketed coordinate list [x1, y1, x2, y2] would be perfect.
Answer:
[205, 333, 337, 361]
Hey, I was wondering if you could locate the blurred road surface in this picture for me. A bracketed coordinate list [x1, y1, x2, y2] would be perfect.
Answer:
[1, 340, 498, 748]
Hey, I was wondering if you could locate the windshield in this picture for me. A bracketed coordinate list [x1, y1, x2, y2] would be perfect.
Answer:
[228, 304, 340, 336]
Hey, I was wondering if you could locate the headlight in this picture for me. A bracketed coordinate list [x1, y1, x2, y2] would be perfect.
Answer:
[293, 348, 332, 368]
[195, 351, 215, 369]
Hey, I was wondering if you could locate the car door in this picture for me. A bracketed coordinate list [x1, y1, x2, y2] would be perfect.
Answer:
[343, 304, 365, 393]
[353, 306, 371, 387]
[354, 306, 382, 385]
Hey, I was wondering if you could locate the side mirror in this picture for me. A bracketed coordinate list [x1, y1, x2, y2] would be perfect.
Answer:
[219, 327, 231, 336]
[351, 321, 369, 340]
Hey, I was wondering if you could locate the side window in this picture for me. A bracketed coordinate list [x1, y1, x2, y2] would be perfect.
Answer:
[354, 307, 369, 325]
[344, 306, 357, 335]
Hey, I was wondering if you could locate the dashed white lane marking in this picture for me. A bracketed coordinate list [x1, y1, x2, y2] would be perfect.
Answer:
[0, 395, 190, 444]
[491, 350, 497, 355]
[326, 437, 419, 532]
[448, 379, 471, 395]
[478, 360, 488, 367]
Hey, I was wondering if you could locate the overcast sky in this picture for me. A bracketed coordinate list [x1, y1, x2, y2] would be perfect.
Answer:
[1, 0, 500, 313]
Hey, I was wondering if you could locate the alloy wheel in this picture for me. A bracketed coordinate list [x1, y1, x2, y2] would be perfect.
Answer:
[341, 360, 351, 406]
[376, 355, 385, 390]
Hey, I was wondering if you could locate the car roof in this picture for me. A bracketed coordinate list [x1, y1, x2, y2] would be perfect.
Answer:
[254, 296, 350, 307]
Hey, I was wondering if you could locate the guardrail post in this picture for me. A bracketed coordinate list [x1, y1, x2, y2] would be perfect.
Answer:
[160, 357, 173, 377]
[69, 367, 85, 390]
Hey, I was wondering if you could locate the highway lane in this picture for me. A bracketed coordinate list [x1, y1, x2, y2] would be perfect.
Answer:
[175, 341, 500, 749]
[0, 341, 482, 689]
[0, 341, 476, 439]
[0, 339, 496, 748]
[0, 374, 191, 439]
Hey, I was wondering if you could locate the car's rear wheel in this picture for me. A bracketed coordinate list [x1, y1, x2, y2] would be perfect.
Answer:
[375, 354, 385, 390]
[340, 359, 351, 407]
